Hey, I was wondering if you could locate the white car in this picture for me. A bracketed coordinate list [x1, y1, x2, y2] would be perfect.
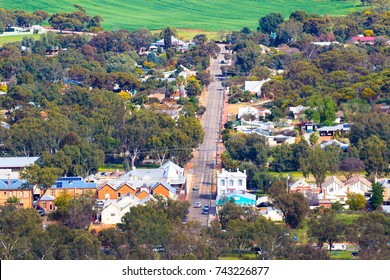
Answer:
[194, 202, 202, 208]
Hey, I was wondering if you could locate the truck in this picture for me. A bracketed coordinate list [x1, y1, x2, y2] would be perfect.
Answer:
[327, 244, 347, 251]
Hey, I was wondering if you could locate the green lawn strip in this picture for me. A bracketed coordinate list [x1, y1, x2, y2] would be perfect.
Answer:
[0, 34, 41, 46]
[219, 252, 259, 260]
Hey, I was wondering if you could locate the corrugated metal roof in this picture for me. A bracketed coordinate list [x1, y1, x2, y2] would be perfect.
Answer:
[0, 157, 39, 168]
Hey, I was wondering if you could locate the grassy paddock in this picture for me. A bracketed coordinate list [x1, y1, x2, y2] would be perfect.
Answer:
[0, 34, 41, 46]
[3, 0, 363, 32]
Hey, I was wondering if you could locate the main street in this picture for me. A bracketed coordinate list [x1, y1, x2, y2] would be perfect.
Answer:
[186, 44, 227, 225]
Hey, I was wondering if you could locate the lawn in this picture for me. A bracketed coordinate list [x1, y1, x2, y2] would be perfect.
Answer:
[2, 0, 363, 31]
[330, 250, 354, 260]
[0, 34, 41, 46]
[335, 213, 362, 225]
[219, 252, 259, 260]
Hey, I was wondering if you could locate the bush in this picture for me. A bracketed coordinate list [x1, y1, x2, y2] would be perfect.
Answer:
[331, 201, 344, 211]
[6, 196, 19, 204]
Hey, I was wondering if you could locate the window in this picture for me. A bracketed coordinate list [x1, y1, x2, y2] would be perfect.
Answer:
[238, 179, 243, 186]
[50, 190, 53, 195]
[229, 180, 233, 186]
[105, 193, 110, 199]
[80, 190, 84, 194]
[118, 192, 121, 198]
[220, 180, 225, 186]
[20, 191, 23, 197]
[9, 191, 12, 197]
[111, 213, 115, 216]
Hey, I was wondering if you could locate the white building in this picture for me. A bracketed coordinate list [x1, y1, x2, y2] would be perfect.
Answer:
[217, 168, 247, 196]
[237, 106, 259, 120]
[100, 194, 150, 225]
[244, 79, 271, 96]
[289, 105, 308, 119]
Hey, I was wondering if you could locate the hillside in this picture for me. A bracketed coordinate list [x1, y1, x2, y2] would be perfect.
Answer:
[2, 0, 363, 31]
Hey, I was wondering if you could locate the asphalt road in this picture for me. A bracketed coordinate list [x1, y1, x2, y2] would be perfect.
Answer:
[187, 44, 227, 225]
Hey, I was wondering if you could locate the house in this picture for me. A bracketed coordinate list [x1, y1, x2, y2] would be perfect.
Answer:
[344, 175, 372, 194]
[100, 194, 150, 225]
[0, 157, 39, 171]
[321, 176, 344, 194]
[37, 194, 55, 212]
[0, 175, 32, 208]
[318, 175, 372, 207]
[47, 177, 97, 199]
[237, 106, 259, 120]
[320, 139, 349, 151]
[352, 35, 376, 45]
[378, 178, 390, 202]
[97, 161, 184, 200]
[289, 105, 308, 119]
[217, 168, 247, 197]
[265, 135, 296, 146]
[147, 93, 166, 103]
[150, 36, 190, 51]
[311, 41, 340, 47]
[290, 178, 319, 194]
[317, 123, 350, 138]
[244, 79, 271, 96]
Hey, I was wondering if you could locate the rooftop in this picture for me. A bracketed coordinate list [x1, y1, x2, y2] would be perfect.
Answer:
[0, 157, 39, 168]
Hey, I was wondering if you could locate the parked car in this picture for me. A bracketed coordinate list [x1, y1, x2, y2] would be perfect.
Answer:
[36, 209, 45, 216]
[192, 185, 199, 191]
[203, 205, 209, 211]
[95, 200, 105, 207]
[182, 217, 188, 224]
[202, 208, 209, 215]
[194, 202, 202, 208]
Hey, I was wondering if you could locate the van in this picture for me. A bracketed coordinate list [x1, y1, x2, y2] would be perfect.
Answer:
[327, 244, 346, 251]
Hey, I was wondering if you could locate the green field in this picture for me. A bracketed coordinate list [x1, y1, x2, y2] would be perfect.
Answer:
[2, 0, 363, 31]
[0, 34, 41, 46]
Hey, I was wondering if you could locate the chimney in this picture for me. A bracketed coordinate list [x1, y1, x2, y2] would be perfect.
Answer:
[8, 175, 11, 186]
[237, 168, 239, 172]
[323, 189, 326, 200]
[244, 170, 246, 175]
[347, 187, 350, 196]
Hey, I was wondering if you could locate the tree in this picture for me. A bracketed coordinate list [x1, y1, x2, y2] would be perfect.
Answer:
[271, 192, 309, 229]
[338, 157, 364, 180]
[276, 19, 303, 44]
[331, 201, 344, 211]
[308, 209, 345, 254]
[163, 27, 174, 49]
[308, 146, 328, 187]
[0, 207, 42, 259]
[309, 132, 319, 146]
[370, 182, 384, 210]
[258, 13, 285, 34]
[360, 135, 388, 176]
[185, 76, 202, 96]
[348, 212, 390, 259]
[287, 244, 329, 260]
[193, 34, 208, 45]
[346, 193, 366, 210]
[20, 164, 62, 209]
